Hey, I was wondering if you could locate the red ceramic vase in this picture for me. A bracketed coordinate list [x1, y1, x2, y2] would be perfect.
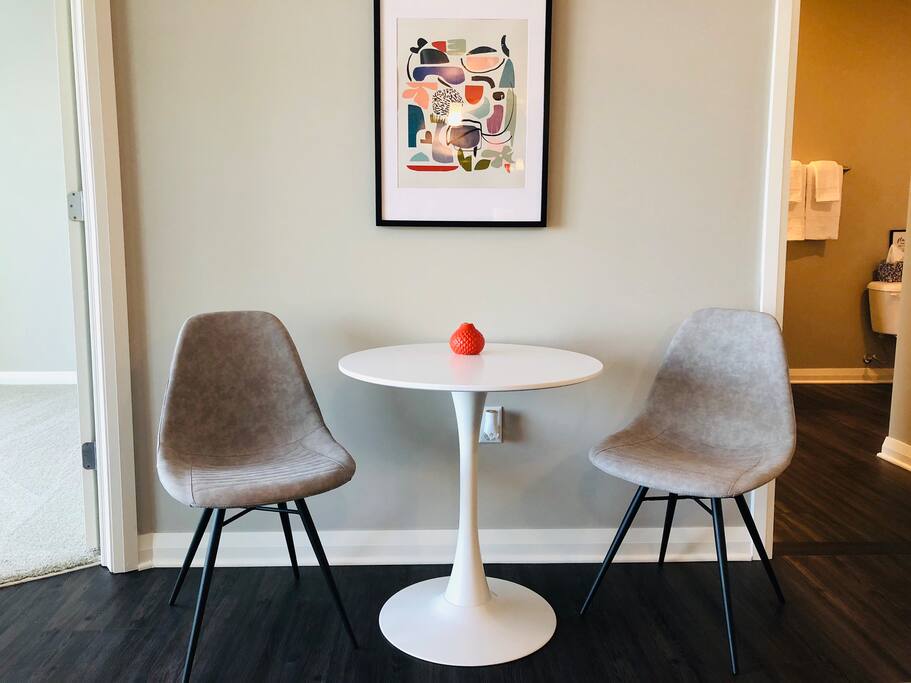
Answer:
[450, 323, 485, 355]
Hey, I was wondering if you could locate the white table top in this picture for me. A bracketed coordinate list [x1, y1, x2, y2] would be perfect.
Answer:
[338, 343, 603, 392]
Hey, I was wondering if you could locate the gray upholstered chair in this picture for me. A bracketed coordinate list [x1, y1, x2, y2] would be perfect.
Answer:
[157, 311, 357, 682]
[580, 308, 795, 675]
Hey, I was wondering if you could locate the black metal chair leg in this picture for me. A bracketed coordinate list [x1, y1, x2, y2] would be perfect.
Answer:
[277, 502, 300, 581]
[182, 508, 225, 683]
[658, 493, 678, 566]
[580, 485, 649, 615]
[711, 499, 738, 676]
[294, 499, 358, 648]
[735, 494, 785, 603]
[169, 508, 213, 606]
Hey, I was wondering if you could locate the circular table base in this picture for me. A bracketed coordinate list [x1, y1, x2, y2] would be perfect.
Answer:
[378, 577, 556, 666]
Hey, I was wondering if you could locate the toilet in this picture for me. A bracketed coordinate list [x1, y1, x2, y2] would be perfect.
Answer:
[867, 281, 902, 335]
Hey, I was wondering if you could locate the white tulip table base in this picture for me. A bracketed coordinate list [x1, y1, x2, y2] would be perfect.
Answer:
[378, 576, 557, 667]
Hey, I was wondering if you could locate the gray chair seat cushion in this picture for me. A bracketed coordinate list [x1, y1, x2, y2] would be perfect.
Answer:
[159, 426, 355, 508]
[590, 420, 793, 498]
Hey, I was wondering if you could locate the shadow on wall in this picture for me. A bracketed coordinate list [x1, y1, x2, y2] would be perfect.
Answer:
[787, 240, 826, 261]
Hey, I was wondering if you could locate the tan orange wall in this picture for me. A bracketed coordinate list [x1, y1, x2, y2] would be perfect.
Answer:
[783, 0, 911, 368]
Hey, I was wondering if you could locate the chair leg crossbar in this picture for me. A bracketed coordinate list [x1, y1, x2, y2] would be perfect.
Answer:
[580, 486, 785, 675]
[169, 499, 357, 682]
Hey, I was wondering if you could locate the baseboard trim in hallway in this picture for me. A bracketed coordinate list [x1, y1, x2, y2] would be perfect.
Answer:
[0, 371, 77, 385]
[878, 436, 911, 473]
[789, 367, 893, 384]
[138, 525, 753, 569]
[775, 541, 911, 557]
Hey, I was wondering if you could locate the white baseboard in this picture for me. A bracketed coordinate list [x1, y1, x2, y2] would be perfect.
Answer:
[878, 436, 911, 472]
[789, 367, 893, 384]
[0, 371, 77, 385]
[138, 526, 752, 571]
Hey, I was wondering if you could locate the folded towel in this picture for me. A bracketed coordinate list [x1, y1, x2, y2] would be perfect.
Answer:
[787, 161, 807, 240]
[809, 160, 842, 202]
[789, 161, 806, 203]
[805, 163, 841, 240]
[787, 202, 806, 241]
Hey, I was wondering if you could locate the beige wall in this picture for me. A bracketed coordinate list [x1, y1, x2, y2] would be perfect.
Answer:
[783, 0, 911, 369]
[111, 0, 774, 534]
[0, 0, 76, 373]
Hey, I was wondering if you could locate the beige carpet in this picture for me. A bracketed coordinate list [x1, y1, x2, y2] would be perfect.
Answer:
[0, 385, 98, 586]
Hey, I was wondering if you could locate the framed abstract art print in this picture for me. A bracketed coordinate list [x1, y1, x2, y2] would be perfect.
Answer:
[374, 0, 552, 227]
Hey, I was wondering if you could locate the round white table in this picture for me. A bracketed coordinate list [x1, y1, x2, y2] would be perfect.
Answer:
[338, 342, 603, 666]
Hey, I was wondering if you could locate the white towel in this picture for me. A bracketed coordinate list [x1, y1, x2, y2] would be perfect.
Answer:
[787, 161, 806, 241]
[789, 161, 806, 203]
[788, 202, 806, 241]
[809, 160, 842, 202]
[805, 163, 841, 240]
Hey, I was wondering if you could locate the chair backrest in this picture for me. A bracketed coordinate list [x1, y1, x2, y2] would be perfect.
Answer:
[158, 311, 325, 459]
[644, 308, 796, 451]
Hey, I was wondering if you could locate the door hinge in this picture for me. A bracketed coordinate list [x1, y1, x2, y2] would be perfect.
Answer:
[68, 191, 85, 221]
[82, 441, 96, 470]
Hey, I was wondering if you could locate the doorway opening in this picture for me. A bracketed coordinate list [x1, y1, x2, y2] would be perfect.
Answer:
[0, 0, 100, 586]
[773, 0, 911, 555]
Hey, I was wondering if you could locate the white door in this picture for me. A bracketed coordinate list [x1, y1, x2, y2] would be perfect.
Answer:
[56, 0, 99, 549]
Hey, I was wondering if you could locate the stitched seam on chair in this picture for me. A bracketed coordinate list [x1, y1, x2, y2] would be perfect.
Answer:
[191, 458, 346, 478]
[189, 449, 347, 496]
[301, 430, 351, 470]
[310, 450, 349, 471]
[726, 456, 765, 497]
[165, 425, 332, 459]
[598, 435, 770, 498]
[596, 428, 670, 454]
[189, 462, 198, 507]
[670, 434, 794, 452]
[209, 440, 349, 473]
[596, 431, 792, 473]
[298, 424, 334, 441]
[197, 463, 343, 491]
[637, 460, 743, 498]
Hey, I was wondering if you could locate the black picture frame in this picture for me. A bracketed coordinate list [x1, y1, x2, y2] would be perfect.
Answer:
[889, 228, 906, 250]
[373, 0, 553, 228]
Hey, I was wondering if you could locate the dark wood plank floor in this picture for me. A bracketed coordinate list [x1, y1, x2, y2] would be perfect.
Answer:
[1, 385, 910, 681]
[776, 384, 911, 552]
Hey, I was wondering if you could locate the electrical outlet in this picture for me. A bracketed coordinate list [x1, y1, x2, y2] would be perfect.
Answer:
[479, 406, 503, 443]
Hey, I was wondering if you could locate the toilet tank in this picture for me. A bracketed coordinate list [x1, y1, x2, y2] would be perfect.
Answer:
[867, 281, 902, 335]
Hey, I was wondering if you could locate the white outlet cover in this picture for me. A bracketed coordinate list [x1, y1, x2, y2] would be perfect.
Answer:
[479, 406, 503, 444]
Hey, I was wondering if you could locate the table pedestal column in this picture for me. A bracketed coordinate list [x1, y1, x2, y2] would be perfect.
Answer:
[377, 391, 557, 666]
[446, 391, 491, 606]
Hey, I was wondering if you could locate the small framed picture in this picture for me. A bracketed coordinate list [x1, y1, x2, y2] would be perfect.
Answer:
[374, 0, 552, 227]
[889, 228, 906, 251]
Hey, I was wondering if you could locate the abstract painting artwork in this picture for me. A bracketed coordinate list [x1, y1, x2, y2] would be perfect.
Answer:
[397, 19, 527, 189]
[376, 0, 551, 226]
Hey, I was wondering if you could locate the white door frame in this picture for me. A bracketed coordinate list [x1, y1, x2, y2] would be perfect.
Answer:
[69, 0, 139, 573]
[752, 0, 801, 556]
[55, 0, 100, 549]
